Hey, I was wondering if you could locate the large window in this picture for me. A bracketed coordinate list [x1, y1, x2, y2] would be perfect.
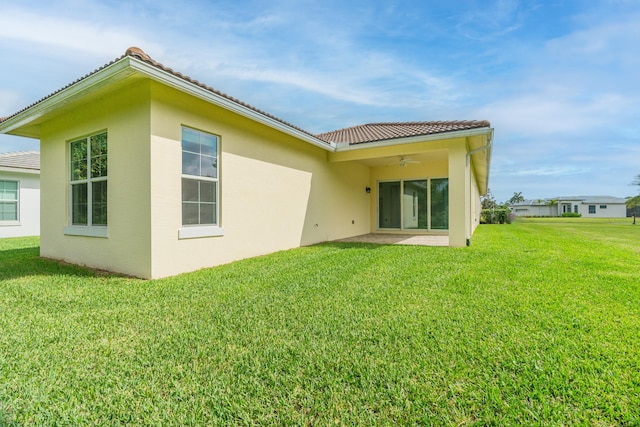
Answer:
[181, 127, 219, 226]
[378, 178, 448, 231]
[0, 180, 18, 221]
[70, 132, 108, 226]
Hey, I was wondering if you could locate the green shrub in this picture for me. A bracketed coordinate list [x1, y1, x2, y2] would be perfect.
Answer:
[481, 208, 512, 224]
[562, 212, 582, 217]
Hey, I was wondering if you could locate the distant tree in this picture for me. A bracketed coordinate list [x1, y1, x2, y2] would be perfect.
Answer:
[481, 188, 497, 210]
[546, 198, 559, 216]
[627, 196, 640, 221]
[627, 195, 640, 208]
[628, 175, 640, 220]
[508, 192, 525, 205]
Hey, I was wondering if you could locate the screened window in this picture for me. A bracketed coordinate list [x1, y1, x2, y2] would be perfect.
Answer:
[181, 127, 219, 226]
[588, 205, 596, 214]
[0, 180, 18, 221]
[600, 205, 607, 209]
[70, 132, 107, 226]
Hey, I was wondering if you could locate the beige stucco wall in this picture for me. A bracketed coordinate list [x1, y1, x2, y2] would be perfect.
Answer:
[32, 73, 488, 278]
[147, 83, 370, 278]
[39, 80, 153, 277]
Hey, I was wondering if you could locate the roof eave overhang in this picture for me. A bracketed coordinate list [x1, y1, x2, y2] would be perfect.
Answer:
[332, 127, 493, 152]
[0, 166, 40, 174]
[467, 127, 493, 195]
[0, 59, 138, 138]
[126, 59, 335, 152]
[0, 56, 335, 152]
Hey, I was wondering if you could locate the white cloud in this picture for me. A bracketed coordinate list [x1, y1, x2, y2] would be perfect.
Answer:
[0, 7, 164, 60]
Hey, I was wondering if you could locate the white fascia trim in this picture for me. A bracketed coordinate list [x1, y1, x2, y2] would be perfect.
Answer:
[0, 59, 137, 136]
[179, 225, 225, 239]
[127, 59, 336, 152]
[333, 127, 494, 152]
[0, 166, 39, 174]
[64, 225, 108, 238]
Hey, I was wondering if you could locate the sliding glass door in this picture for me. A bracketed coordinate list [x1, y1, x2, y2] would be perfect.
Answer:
[378, 181, 401, 229]
[403, 180, 427, 230]
[378, 178, 448, 231]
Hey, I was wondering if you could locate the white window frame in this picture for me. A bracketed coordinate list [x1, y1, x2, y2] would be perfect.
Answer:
[64, 131, 108, 238]
[179, 126, 224, 239]
[0, 179, 20, 225]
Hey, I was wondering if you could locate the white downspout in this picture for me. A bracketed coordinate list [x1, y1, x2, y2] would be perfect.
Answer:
[465, 131, 493, 246]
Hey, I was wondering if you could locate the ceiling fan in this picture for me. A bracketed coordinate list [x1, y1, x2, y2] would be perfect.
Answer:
[399, 156, 420, 167]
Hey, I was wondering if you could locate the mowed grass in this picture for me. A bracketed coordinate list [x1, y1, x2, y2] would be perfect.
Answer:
[1, 218, 639, 425]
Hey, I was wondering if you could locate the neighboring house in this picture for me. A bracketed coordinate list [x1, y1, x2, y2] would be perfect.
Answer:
[512, 196, 627, 218]
[0, 151, 40, 238]
[0, 47, 493, 279]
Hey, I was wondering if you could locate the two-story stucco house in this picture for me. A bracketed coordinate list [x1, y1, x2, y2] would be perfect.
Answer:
[0, 151, 40, 238]
[0, 48, 493, 279]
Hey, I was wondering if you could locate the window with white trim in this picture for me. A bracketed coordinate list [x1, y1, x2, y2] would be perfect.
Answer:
[70, 132, 108, 226]
[0, 180, 19, 221]
[181, 127, 219, 226]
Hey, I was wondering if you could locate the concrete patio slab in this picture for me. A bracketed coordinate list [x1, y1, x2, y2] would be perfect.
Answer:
[334, 233, 449, 246]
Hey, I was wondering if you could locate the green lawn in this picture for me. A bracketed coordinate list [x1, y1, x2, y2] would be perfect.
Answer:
[1, 218, 639, 425]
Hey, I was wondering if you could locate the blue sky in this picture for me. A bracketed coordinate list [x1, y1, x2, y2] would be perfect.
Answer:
[1, 0, 639, 202]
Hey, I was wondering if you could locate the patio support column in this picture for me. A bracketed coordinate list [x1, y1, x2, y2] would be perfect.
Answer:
[448, 139, 469, 247]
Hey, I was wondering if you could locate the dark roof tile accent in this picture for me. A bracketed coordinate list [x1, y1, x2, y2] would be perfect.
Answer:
[0, 151, 40, 170]
[316, 120, 491, 144]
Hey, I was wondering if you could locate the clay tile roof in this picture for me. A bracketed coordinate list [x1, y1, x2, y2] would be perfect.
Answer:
[0, 47, 322, 143]
[0, 151, 40, 170]
[316, 120, 491, 145]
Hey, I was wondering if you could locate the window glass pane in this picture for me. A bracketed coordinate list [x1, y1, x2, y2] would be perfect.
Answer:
[181, 127, 220, 227]
[200, 155, 217, 178]
[0, 181, 18, 201]
[182, 178, 199, 202]
[0, 202, 18, 221]
[200, 203, 215, 225]
[200, 133, 218, 156]
[92, 181, 108, 225]
[182, 203, 200, 225]
[71, 139, 88, 180]
[182, 151, 200, 176]
[182, 127, 200, 153]
[199, 181, 215, 203]
[403, 180, 427, 230]
[378, 181, 401, 229]
[90, 133, 108, 178]
[430, 178, 449, 230]
[72, 183, 88, 225]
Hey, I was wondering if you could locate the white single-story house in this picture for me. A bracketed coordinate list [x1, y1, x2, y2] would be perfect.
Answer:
[0, 151, 40, 238]
[511, 196, 627, 218]
[0, 47, 493, 279]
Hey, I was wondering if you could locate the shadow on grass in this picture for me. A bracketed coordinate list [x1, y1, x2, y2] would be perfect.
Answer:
[0, 245, 115, 282]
